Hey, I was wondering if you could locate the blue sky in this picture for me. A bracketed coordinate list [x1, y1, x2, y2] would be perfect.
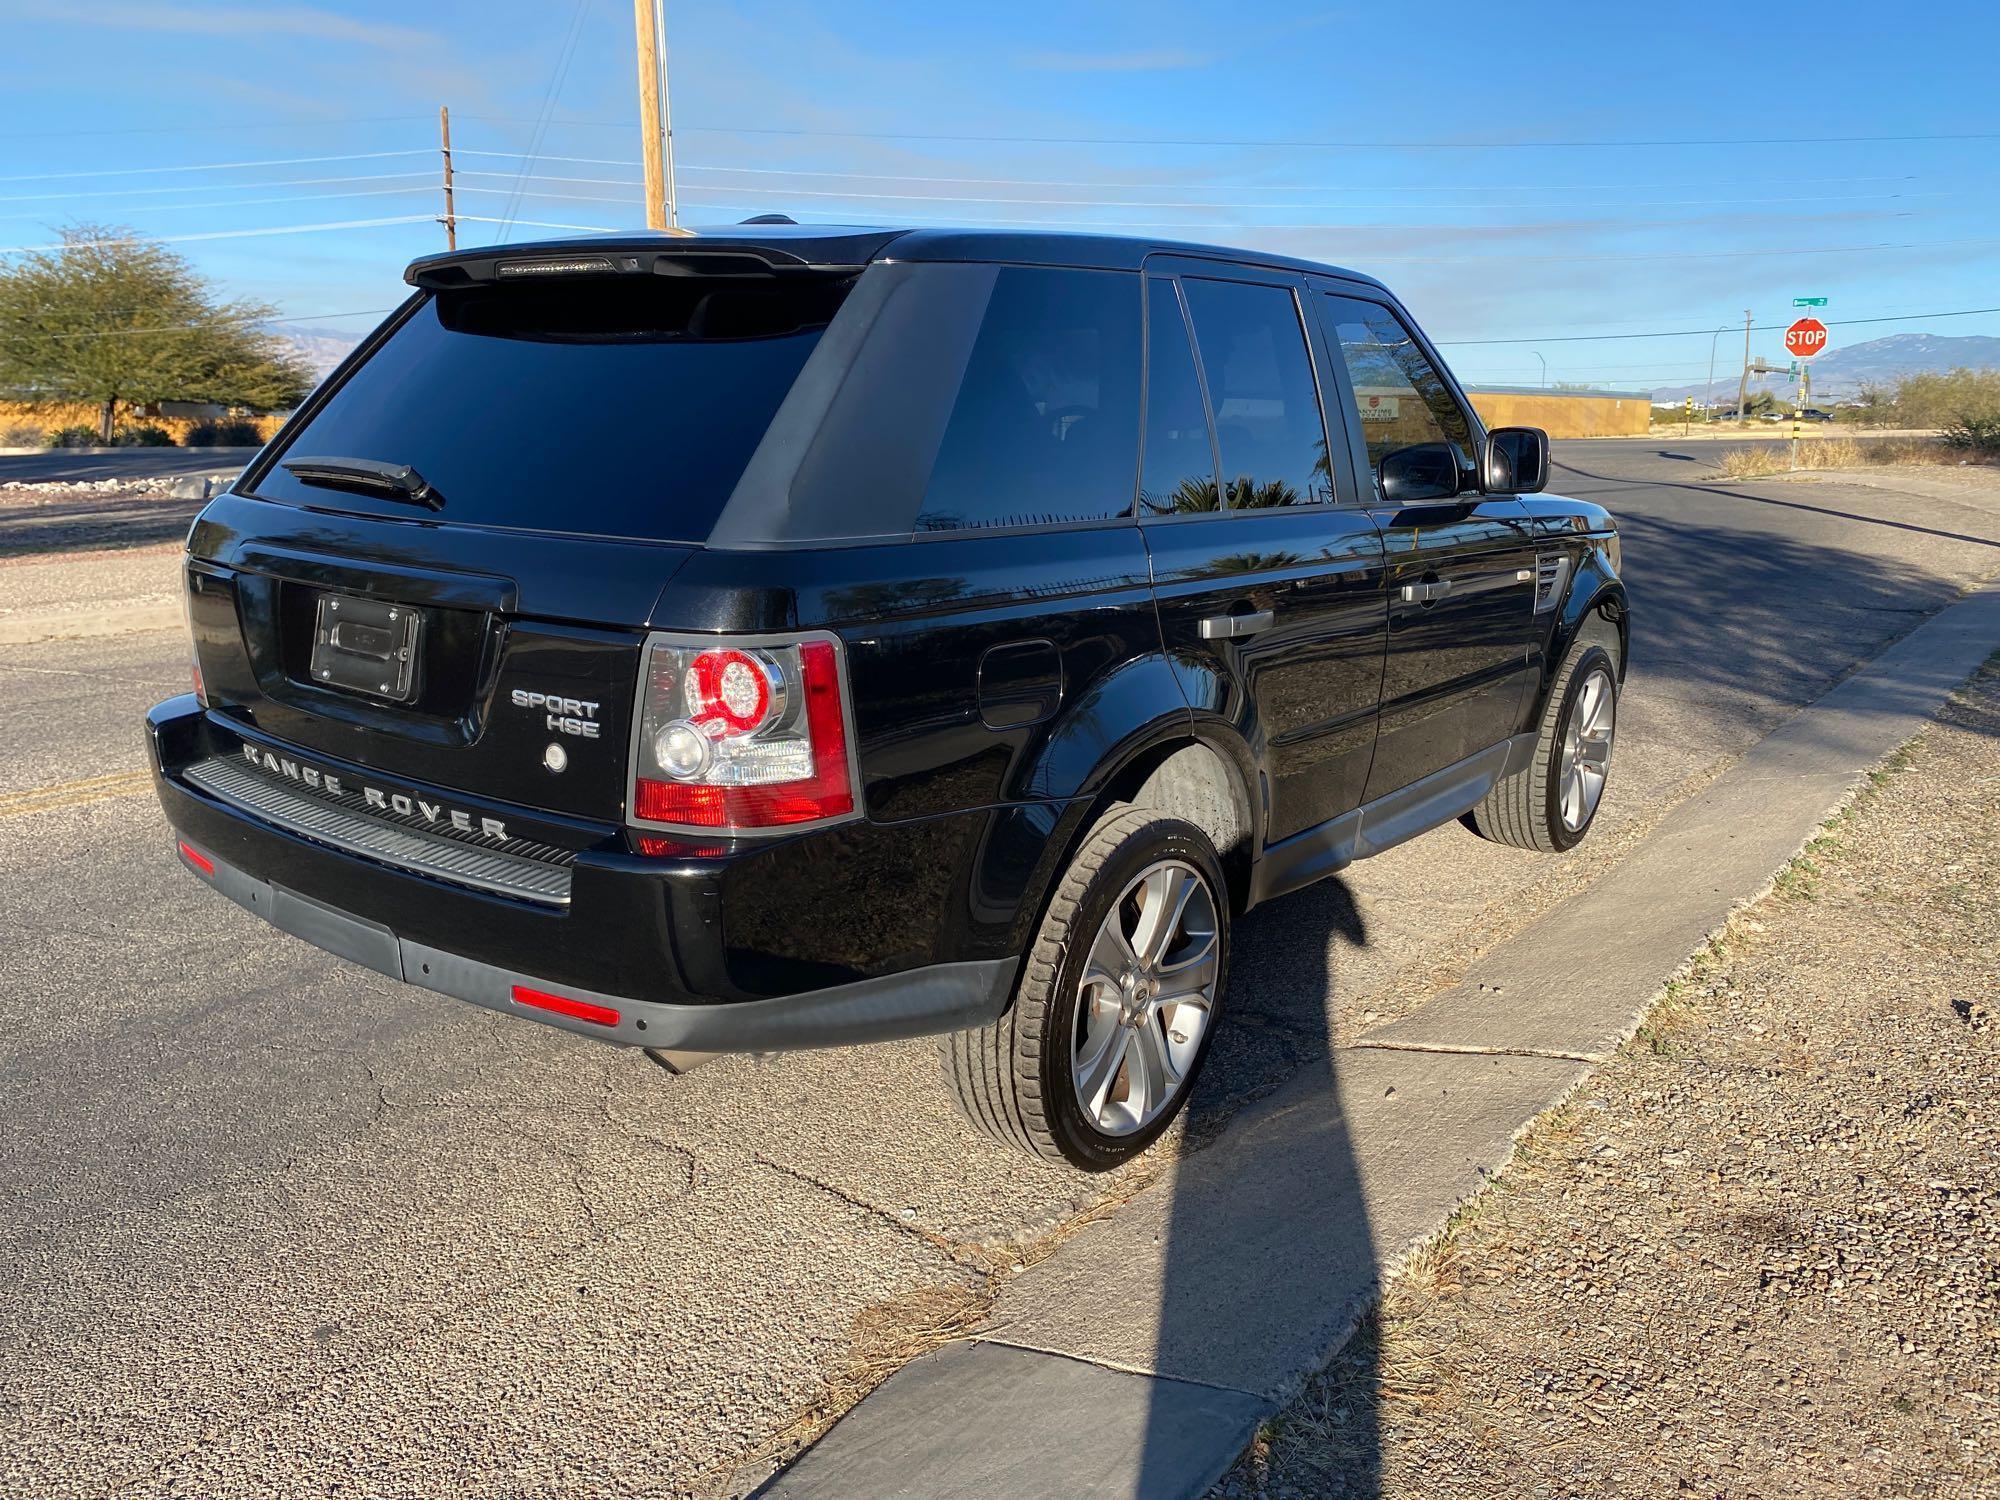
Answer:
[2, 0, 1995, 391]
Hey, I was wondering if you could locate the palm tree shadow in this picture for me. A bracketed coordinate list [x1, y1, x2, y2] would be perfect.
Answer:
[1139, 875, 1382, 1497]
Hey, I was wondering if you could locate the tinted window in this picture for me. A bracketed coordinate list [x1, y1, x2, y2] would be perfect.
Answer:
[1181, 278, 1332, 509]
[1140, 277, 1218, 515]
[918, 267, 1141, 531]
[254, 277, 849, 541]
[1320, 295, 1475, 486]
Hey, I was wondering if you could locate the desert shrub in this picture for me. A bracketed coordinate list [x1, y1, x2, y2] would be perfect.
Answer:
[1941, 415, 2000, 457]
[44, 424, 100, 448]
[184, 417, 263, 446]
[113, 423, 175, 446]
[1889, 368, 2000, 429]
[0, 421, 44, 446]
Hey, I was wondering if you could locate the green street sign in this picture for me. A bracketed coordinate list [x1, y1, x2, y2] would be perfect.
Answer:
[1793, 296, 1829, 307]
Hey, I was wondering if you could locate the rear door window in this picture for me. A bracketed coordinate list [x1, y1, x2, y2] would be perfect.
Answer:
[1180, 277, 1333, 509]
[252, 274, 851, 542]
[916, 267, 1141, 531]
[1140, 276, 1219, 515]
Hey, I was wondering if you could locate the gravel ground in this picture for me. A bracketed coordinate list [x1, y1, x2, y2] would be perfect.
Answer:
[0, 480, 206, 555]
[1225, 661, 2000, 1500]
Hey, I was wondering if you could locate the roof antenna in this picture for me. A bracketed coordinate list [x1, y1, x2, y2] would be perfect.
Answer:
[739, 213, 798, 225]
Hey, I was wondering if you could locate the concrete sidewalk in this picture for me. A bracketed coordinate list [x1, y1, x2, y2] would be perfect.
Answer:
[760, 576, 2000, 1500]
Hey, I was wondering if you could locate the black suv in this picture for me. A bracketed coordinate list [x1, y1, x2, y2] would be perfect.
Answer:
[149, 226, 1626, 1170]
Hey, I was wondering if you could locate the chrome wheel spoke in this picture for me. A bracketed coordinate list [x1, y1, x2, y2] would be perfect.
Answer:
[1084, 916, 1138, 990]
[1131, 866, 1192, 969]
[1125, 1015, 1179, 1120]
[1155, 940, 1219, 1003]
[1076, 1025, 1131, 1123]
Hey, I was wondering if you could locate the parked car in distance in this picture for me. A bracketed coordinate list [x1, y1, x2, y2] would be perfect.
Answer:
[149, 224, 1627, 1170]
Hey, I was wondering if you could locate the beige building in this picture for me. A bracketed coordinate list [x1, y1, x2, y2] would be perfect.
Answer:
[1464, 385, 1651, 439]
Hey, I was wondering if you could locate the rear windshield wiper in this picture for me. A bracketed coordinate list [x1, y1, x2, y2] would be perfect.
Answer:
[280, 455, 445, 511]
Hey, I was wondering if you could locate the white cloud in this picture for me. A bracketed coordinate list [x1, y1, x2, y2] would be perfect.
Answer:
[16, 1, 439, 52]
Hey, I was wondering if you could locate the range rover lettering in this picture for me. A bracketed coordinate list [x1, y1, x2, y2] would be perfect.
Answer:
[149, 224, 1627, 1170]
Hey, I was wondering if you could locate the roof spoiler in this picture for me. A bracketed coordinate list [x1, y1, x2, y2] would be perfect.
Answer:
[404, 237, 851, 290]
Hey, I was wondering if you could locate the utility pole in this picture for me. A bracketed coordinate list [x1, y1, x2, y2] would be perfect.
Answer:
[438, 105, 457, 250]
[1734, 308, 1753, 427]
[1705, 325, 1729, 419]
[657, 2, 680, 231]
[633, 0, 682, 231]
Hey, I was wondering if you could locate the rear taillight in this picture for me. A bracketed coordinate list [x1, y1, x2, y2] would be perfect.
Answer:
[182, 564, 209, 707]
[629, 634, 857, 835]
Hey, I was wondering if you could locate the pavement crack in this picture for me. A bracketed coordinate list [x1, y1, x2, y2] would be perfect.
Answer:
[750, 1154, 998, 1271]
[1347, 1038, 1610, 1065]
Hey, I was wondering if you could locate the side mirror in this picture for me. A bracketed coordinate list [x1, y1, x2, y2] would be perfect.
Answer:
[1377, 442, 1461, 505]
[1482, 426, 1550, 494]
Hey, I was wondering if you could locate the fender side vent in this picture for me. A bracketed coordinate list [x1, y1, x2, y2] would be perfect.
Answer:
[1534, 552, 1570, 615]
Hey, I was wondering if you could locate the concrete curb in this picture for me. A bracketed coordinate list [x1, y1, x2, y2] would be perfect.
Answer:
[0, 446, 260, 458]
[759, 577, 2000, 1500]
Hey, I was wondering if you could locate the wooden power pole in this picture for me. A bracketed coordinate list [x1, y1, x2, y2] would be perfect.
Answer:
[438, 105, 457, 249]
[633, 0, 668, 230]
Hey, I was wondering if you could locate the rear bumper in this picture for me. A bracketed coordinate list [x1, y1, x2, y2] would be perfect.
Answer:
[148, 696, 1029, 1052]
[171, 835, 1014, 1050]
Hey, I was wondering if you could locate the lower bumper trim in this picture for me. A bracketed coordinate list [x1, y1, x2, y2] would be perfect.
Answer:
[178, 836, 1019, 1053]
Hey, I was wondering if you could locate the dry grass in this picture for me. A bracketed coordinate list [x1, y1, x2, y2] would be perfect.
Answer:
[1713, 434, 1984, 479]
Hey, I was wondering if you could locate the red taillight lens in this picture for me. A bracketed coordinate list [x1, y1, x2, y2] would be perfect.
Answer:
[687, 648, 775, 734]
[632, 637, 855, 833]
[511, 984, 620, 1028]
[177, 840, 214, 876]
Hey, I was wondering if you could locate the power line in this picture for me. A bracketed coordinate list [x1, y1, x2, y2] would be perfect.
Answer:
[674, 164, 1932, 195]
[1435, 305, 2000, 345]
[0, 170, 433, 205]
[662, 209, 1989, 261]
[499, 0, 594, 242]
[0, 185, 434, 224]
[0, 115, 432, 143]
[0, 149, 432, 185]
[573, 177, 1943, 213]
[454, 116, 2000, 151]
[0, 216, 434, 255]
[450, 150, 1930, 195]
[455, 213, 622, 234]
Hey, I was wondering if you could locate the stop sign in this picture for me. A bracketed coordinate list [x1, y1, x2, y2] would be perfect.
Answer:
[1785, 317, 1829, 359]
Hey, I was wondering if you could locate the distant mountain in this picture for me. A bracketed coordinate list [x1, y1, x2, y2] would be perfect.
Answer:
[1652, 331, 2000, 404]
[273, 324, 365, 384]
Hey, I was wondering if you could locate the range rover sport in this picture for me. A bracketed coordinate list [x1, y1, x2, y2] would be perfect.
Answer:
[149, 224, 1627, 1171]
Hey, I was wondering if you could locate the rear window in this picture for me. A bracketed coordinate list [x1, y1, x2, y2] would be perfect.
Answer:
[915, 267, 1141, 531]
[251, 274, 852, 542]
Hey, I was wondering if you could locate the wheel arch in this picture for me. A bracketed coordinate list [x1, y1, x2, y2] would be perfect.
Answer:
[1545, 542, 1628, 697]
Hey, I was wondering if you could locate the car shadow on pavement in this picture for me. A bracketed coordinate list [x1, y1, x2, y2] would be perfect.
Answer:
[1140, 874, 1382, 1498]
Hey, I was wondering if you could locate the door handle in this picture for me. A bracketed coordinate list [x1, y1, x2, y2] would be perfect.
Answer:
[1398, 579, 1454, 604]
[1198, 608, 1276, 640]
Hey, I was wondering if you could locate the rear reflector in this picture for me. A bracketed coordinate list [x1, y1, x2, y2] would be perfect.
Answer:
[510, 983, 620, 1028]
[177, 840, 214, 876]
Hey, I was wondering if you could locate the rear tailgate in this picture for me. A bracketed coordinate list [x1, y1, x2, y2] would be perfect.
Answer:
[186, 254, 861, 828]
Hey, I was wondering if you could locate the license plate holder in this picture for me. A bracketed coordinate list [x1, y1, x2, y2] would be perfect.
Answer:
[308, 592, 422, 702]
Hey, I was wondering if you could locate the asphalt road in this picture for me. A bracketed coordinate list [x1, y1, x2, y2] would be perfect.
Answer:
[4, 440, 1998, 1496]
[0, 446, 257, 484]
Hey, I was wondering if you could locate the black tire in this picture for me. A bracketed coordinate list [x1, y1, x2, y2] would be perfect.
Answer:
[941, 808, 1229, 1171]
[1465, 631, 1620, 854]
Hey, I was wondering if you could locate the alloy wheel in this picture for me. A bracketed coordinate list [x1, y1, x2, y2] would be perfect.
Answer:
[1070, 858, 1220, 1137]
[1558, 665, 1616, 832]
